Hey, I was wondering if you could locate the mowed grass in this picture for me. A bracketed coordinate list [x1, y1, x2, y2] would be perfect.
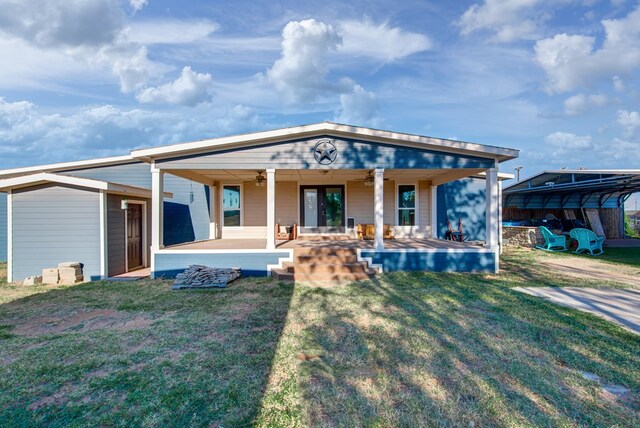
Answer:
[0, 254, 638, 427]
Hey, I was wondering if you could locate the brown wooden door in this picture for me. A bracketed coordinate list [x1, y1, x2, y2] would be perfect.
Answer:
[127, 204, 143, 270]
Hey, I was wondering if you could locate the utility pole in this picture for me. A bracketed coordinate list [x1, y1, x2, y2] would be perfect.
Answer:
[514, 166, 523, 182]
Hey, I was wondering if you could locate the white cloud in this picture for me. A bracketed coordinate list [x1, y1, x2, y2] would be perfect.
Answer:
[129, 0, 148, 12]
[563, 93, 607, 115]
[125, 19, 219, 45]
[0, 97, 268, 167]
[535, 5, 640, 93]
[0, 0, 124, 48]
[136, 66, 214, 106]
[458, 0, 543, 42]
[617, 110, 640, 136]
[544, 131, 593, 150]
[334, 83, 380, 126]
[612, 75, 625, 92]
[266, 19, 342, 103]
[337, 20, 432, 62]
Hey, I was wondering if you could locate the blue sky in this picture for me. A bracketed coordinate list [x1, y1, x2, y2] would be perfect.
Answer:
[0, 0, 639, 207]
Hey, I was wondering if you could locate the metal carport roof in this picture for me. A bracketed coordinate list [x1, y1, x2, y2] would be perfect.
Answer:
[503, 170, 640, 209]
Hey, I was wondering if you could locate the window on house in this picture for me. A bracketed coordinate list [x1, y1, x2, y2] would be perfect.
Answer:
[223, 185, 241, 227]
[398, 184, 416, 226]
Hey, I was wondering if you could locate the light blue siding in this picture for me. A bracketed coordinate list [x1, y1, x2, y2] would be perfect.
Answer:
[157, 136, 496, 170]
[0, 192, 6, 262]
[11, 185, 101, 281]
[437, 177, 487, 241]
[153, 252, 291, 278]
[360, 250, 496, 273]
[65, 162, 210, 244]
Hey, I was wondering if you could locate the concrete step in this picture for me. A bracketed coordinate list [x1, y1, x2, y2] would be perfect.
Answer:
[293, 247, 359, 257]
[271, 268, 376, 282]
[282, 262, 370, 275]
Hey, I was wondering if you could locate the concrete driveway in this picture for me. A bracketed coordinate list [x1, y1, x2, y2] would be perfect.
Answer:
[515, 287, 640, 334]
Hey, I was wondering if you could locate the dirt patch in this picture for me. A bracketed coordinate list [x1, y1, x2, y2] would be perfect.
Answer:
[12, 309, 155, 336]
[228, 303, 257, 320]
[540, 257, 640, 287]
[29, 383, 76, 410]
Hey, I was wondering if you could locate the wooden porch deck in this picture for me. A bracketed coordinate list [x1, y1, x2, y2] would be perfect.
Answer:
[163, 237, 484, 251]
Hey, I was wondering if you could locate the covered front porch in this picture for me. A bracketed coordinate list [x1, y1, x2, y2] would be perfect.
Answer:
[130, 123, 516, 277]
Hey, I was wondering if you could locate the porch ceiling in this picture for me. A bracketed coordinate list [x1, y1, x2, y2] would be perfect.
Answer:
[163, 168, 485, 185]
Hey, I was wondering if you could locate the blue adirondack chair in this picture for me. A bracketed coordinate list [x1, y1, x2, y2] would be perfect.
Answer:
[570, 228, 605, 255]
[536, 226, 567, 251]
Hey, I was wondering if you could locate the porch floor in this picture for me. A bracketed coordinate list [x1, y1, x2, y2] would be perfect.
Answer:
[163, 237, 485, 251]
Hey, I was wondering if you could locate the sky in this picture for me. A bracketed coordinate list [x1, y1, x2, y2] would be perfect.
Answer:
[0, 0, 639, 205]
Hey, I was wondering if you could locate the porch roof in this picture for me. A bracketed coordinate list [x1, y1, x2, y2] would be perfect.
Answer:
[131, 122, 519, 162]
[0, 172, 173, 198]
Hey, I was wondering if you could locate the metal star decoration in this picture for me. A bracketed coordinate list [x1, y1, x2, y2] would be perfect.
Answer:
[313, 140, 338, 165]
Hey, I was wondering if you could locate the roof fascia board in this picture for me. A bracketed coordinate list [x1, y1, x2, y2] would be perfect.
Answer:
[0, 155, 134, 178]
[0, 172, 172, 198]
[131, 122, 519, 162]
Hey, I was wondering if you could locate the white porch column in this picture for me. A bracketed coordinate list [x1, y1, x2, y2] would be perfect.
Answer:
[498, 180, 503, 255]
[430, 185, 438, 239]
[208, 185, 217, 239]
[151, 165, 164, 251]
[266, 169, 276, 250]
[374, 168, 384, 250]
[485, 167, 499, 250]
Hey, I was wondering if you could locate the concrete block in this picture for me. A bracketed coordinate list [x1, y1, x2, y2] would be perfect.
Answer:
[42, 268, 59, 284]
[59, 266, 82, 277]
[23, 276, 43, 286]
[58, 262, 82, 268]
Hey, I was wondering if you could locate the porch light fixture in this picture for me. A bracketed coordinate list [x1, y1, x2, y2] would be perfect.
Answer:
[255, 171, 266, 187]
[363, 170, 375, 187]
[121, 197, 128, 210]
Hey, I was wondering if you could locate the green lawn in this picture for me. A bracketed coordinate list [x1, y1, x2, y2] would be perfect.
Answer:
[0, 254, 638, 427]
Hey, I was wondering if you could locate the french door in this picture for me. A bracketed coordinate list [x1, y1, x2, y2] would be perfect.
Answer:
[300, 185, 345, 233]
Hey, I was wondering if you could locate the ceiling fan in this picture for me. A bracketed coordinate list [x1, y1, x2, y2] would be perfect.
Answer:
[354, 170, 390, 187]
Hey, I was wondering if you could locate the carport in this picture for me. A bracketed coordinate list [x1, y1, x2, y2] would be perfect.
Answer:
[502, 169, 640, 240]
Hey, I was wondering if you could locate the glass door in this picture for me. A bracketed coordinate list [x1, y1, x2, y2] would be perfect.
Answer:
[300, 185, 345, 233]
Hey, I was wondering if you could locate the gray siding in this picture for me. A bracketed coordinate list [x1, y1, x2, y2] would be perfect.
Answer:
[0, 192, 6, 262]
[437, 177, 487, 241]
[11, 184, 101, 281]
[66, 162, 209, 243]
[157, 136, 495, 170]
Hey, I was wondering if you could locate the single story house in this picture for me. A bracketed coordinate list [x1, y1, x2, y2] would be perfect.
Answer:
[0, 122, 518, 282]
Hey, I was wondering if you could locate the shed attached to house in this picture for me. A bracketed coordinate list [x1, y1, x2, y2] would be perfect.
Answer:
[0, 173, 166, 283]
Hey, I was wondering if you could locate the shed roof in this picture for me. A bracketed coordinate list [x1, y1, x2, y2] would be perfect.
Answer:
[0, 172, 173, 198]
[503, 169, 640, 209]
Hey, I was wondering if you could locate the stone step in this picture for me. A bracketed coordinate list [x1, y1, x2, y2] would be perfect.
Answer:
[271, 268, 376, 282]
[282, 262, 370, 275]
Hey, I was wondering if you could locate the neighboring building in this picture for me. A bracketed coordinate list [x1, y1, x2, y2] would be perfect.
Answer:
[627, 210, 640, 233]
[0, 122, 518, 281]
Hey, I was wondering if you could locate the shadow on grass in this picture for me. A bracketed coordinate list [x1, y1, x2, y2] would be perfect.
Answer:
[280, 272, 639, 426]
[0, 277, 295, 426]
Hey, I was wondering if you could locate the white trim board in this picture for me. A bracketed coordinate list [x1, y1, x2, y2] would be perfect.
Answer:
[131, 122, 519, 162]
[99, 190, 107, 279]
[123, 200, 148, 273]
[0, 155, 134, 179]
[6, 190, 12, 283]
[0, 172, 173, 199]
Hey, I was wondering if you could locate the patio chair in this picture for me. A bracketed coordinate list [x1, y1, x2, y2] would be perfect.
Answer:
[536, 226, 567, 251]
[445, 219, 467, 242]
[275, 224, 297, 240]
[356, 224, 394, 240]
[569, 228, 604, 255]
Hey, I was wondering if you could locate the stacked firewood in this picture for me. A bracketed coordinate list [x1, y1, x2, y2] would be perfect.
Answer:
[172, 265, 241, 289]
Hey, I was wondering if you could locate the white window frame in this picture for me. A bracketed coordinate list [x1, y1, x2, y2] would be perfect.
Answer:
[220, 183, 244, 228]
[396, 183, 418, 226]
